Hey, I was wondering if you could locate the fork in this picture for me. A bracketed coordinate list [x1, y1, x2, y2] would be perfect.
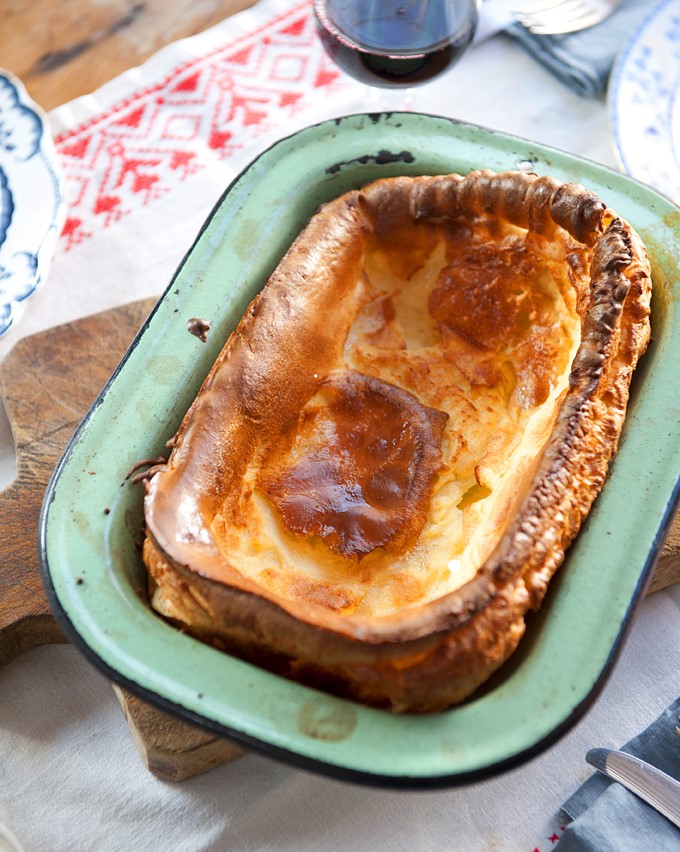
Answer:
[514, 0, 620, 35]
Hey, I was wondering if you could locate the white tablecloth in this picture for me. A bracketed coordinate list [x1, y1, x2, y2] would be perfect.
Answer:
[1, 2, 678, 849]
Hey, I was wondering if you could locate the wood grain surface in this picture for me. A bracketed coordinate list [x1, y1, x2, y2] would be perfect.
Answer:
[0, 299, 248, 780]
[0, 299, 157, 667]
[112, 685, 246, 782]
[0, 0, 257, 111]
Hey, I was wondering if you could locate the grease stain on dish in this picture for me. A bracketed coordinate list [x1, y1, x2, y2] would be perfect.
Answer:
[71, 508, 99, 545]
[232, 217, 265, 261]
[440, 737, 463, 757]
[133, 400, 156, 430]
[298, 697, 358, 742]
[146, 354, 183, 384]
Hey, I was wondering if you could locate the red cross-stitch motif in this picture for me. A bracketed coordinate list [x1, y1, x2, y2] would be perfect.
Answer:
[54, 2, 348, 251]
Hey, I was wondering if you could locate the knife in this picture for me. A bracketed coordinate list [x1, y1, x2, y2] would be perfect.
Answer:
[586, 748, 680, 829]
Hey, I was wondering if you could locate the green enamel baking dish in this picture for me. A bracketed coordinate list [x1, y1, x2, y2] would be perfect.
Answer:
[40, 112, 680, 787]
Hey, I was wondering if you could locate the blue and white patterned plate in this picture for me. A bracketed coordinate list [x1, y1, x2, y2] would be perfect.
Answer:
[0, 69, 65, 337]
[609, 0, 680, 205]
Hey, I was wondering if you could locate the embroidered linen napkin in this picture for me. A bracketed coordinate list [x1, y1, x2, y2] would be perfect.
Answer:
[557, 696, 680, 849]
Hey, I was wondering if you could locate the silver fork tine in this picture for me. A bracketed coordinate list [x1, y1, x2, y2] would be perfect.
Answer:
[518, 0, 585, 23]
[521, 6, 596, 26]
[526, 8, 607, 34]
[513, 0, 619, 35]
[515, 0, 582, 17]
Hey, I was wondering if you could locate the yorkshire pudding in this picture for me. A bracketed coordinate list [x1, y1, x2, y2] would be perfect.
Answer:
[143, 170, 651, 713]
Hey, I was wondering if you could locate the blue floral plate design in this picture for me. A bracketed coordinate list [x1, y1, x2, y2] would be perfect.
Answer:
[0, 69, 65, 337]
[609, 0, 680, 204]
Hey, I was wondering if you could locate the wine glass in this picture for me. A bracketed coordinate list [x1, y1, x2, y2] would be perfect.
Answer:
[313, 0, 480, 106]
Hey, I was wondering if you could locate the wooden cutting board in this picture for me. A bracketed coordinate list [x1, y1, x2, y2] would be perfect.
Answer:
[0, 300, 679, 781]
[0, 299, 245, 781]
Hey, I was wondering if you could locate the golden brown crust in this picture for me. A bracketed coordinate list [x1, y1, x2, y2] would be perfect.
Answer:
[143, 170, 652, 713]
[259, 370, 448, 560]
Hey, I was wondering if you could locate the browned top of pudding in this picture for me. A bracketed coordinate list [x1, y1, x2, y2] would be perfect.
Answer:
[260, 370, 448, 559]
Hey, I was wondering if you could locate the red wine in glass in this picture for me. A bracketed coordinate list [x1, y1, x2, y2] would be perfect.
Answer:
[313, 0, 480, 90]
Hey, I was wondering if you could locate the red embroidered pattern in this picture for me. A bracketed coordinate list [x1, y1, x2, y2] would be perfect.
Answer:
[55, 2, 348, 250]
[530, 824, 566, 850]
